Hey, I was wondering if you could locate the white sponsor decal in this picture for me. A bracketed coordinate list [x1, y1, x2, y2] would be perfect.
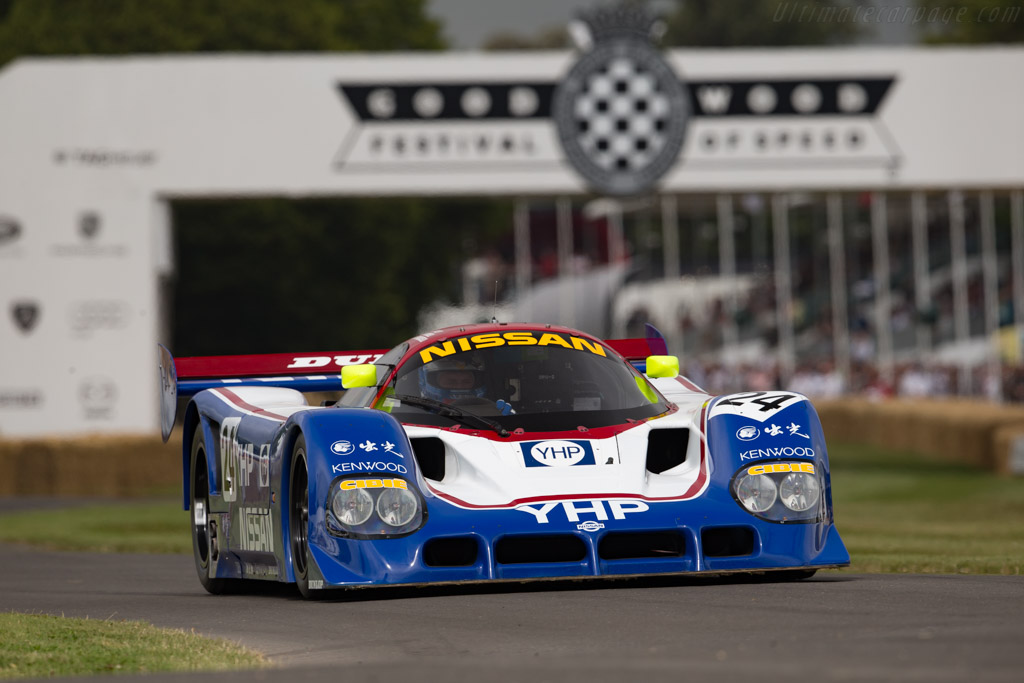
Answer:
[736, 426, 759, 441]
[714, 392, 804, 422]
[331, 440, 354, 455]
[219, 418, 271, 500]
[528, 440, 587, 467]
[516, 499, 649, 524]
[739, 446, 815, 461]
[577, 521, 604, 532]
[286, 354, 382, 369]
[332, 461, 408, 475]
[764, 422, 809, 439]
[308, 579, 324, 590]
[239, 507, 274, 553]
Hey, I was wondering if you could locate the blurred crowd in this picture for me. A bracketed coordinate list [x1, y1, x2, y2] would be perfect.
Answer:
[458, 195, 1024, 403]
[682, 358, 1024, 402]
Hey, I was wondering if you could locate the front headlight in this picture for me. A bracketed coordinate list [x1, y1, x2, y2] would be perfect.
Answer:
[734, 472, 777, 513]
[331, 487, 374, 526]
[376, 487, 419, 527]
[327, 475, 425, 538]
[779, 472, 820, 512]
[731, 461, 822, 523]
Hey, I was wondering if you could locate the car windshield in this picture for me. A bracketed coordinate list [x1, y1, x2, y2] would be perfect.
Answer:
[381, 330, 669, 431]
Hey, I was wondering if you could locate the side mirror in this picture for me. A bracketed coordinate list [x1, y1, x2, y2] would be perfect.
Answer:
[645, 355, 679, 379]
[341, 364, 377, 389]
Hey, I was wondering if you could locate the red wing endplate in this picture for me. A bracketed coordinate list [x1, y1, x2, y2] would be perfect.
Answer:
[158, 345, 386, 441]
[607, 323, 670, 362]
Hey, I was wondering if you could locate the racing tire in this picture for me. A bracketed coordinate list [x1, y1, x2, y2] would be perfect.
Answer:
[289, 436, 322, 600]
[190, 428, 229, 595]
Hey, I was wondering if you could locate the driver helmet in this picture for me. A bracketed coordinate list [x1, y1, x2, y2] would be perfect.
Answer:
[419, 359, 486, 403]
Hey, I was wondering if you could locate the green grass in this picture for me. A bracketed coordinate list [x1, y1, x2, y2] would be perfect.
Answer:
[0, 501, 190, 554]
[829, 443, 1024, 575]
[0, 612, 267, 679]
[1, 444, 1022, 575]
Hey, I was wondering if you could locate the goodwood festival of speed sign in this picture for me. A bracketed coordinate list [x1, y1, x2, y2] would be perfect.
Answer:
[552, 7, 690, 196]
[333, 6, 897, 196]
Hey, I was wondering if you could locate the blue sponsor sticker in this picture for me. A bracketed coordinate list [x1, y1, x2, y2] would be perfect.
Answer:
[521, 440, 595, 468]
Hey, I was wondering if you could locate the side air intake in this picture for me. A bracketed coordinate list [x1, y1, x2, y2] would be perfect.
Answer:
[411, 437, 445, 481]
[646, 428, 689, 474]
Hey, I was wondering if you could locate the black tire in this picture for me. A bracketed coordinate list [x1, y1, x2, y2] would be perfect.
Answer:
[190, 428, 228, 595]
[290, 436, 320, 599]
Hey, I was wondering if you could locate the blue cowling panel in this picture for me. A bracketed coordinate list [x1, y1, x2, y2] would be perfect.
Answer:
[704, 395, 849, 566]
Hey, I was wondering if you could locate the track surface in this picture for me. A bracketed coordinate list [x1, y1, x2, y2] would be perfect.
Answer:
[1, 543, 1022, 682]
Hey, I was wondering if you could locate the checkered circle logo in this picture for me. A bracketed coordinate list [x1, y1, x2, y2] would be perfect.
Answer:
[554, 40, 689, 195]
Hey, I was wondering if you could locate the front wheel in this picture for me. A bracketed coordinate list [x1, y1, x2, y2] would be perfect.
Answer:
[190, 428, 228, 594]
[289, 436, 321, 599]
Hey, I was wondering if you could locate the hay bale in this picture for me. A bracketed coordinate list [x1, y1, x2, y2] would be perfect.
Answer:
[0, 434, 180, 497]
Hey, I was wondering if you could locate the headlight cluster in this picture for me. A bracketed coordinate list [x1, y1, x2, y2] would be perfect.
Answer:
[327, 476, 425, 538]
[732, 462, 822, 523]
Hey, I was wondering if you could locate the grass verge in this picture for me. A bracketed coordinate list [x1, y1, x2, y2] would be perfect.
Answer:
[0, 443, 1021, 574]
[0, 501, 189, 554]
[0, 612, 267, 679]
[829, 442, 1024, 574]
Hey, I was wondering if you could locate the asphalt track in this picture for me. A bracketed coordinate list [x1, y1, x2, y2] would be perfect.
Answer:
[1, 542, 1022, 683]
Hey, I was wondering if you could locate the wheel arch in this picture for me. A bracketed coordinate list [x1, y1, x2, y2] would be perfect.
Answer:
[181, 401, 218, 512]
[279, 423, 305, 584]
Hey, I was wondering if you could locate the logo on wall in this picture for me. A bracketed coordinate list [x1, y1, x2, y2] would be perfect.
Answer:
[552, 6, 689, 195]
[79, 212, 101, 241]
[0, 389, 43, 410]
[50, 210, 127, 257]
[79, 377, 117, 420]
[68, 300, 130, 337]
[10, 301, 40, 334]
[0, 216, 21, 247]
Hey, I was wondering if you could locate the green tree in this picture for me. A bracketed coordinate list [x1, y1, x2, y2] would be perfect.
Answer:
[916, 0, 1024, 43]
[172, 198, 511, 355]
[0, 0, 443, 66]
[661, 0, 863, 46]
[480, 0, 862, 53]
[482, 26, 570, 50]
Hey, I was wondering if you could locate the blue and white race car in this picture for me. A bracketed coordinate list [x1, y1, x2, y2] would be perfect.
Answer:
[158, 322, 848, 598]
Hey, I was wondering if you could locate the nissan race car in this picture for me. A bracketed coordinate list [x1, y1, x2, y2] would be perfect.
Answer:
[158, 322, 849, 598]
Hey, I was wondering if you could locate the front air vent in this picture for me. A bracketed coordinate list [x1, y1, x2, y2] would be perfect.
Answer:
[702, 526, 756, 557]
[599, 531, 686, 560]
[495, 535, 587, 564]
[411, 437, 445, 481]
[423, 537, 479, 567]
[646, 428, 689, 474]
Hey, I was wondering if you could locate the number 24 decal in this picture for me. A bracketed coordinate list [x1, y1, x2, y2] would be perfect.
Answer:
[718, 392, 796, 412]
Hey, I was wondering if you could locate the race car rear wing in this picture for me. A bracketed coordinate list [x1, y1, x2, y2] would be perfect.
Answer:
[157, 345, 386, 441]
